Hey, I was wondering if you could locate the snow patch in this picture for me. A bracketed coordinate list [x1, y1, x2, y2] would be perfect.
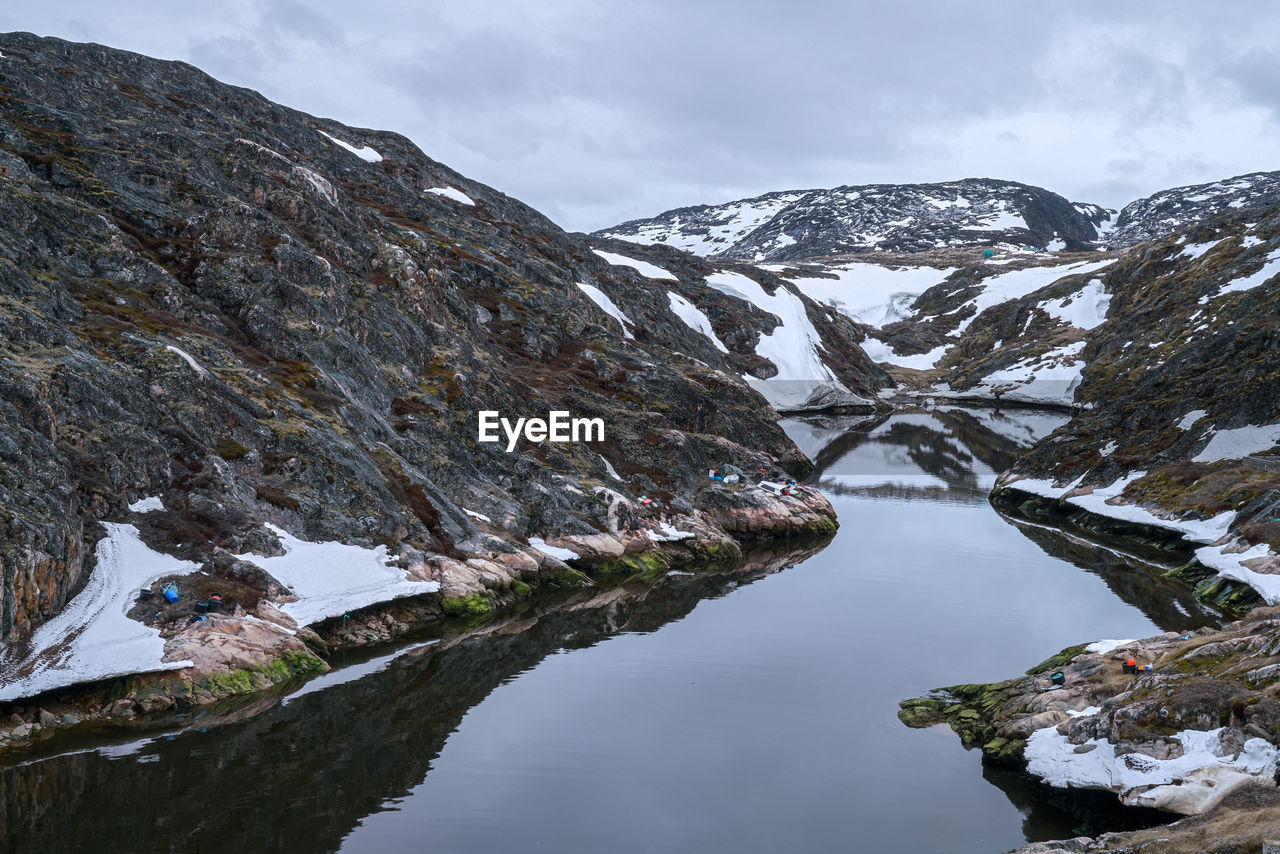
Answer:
[165, 345, 208, 377]
[236, 524, 438, 626]
[577, 282, 634, 339]
[1216, 250, 1280, 297]
[859, 338, 949, 370]
[667, 292, 728, 352]
[599, 455, 623, 482]
[788, 262, 955, 328]
[593, 249, 677, 280]
[128, 496, 165, 513]
[1038, 279, 1111, 330]
[1192, 423, 1280, 462]
[705, 271, 833, 382]
[426, 186, 475, 206]
[1025, 719, 1279, 814]
[0, 523, 201, 702]
[1085, 639, 1137, 654]
[1195, 543, 1280, 604]
[1180, 240, 1220, 261]
[318, 130, 382, 162]
[650, 522, 695, 542]
[1178, 410, 1208, 430]
[528, 537, 580, 561]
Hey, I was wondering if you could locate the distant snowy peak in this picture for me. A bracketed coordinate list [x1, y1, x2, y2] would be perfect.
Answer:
[596, 179, 1112, 262]
[1108, 171, 1280, 248]
[598, 190, 807, 257]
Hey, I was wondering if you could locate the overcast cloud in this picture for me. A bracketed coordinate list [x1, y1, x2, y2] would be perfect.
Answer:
[4, 1, 1280, 231]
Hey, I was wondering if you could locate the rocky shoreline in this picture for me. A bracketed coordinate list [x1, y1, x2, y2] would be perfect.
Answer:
[902, 481, 1280, 851]
[0, 483, 835, 752]
[991, 484, 1265, 617]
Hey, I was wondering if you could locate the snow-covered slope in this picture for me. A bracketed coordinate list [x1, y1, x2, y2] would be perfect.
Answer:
[597, 179, 1112, 262]
[588, 237, 890, 412]
[1107, 170, 1280, 248]
[765, 253, 1116, 407]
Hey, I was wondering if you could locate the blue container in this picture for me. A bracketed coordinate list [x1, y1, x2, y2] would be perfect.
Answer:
[163, 588, 178, 604]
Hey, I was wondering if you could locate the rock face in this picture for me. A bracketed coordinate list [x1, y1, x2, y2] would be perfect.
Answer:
[0, 31, 847, 669]
[596, 179, 1112, 261]
[1107, 170, 1280, 249]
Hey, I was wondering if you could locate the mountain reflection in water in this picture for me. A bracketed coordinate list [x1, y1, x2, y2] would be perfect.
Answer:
[0, 407, 1222, 854]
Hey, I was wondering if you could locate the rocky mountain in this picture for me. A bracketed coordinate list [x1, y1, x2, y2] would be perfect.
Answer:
[1106, 170, 1280, 249]
[0, 33, 866, 712]
[595, 179, 1113, 261]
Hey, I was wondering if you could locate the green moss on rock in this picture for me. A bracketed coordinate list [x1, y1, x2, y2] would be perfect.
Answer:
[442, 592, 494, 618]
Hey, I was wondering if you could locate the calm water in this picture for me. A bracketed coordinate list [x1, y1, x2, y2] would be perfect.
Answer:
[1, 408, 1219, 854]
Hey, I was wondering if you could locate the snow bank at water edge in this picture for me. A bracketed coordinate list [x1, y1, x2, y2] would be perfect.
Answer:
[0, 523, 200, 702]
[236, 524, 439, 626]
[704, 270, 872, 411]
[1004, 469, 1280, 603]
[1025, 713, 1280, 814]
[933, 341, 1089, 407]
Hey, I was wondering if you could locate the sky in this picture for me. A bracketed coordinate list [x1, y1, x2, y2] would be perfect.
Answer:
[4, 1, 1280, 233]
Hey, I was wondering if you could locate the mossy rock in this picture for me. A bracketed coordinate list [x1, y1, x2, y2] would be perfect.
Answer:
[441, 592, 494, 619]
[896, 698, 946, 728]
[1026, 643, 1088, 676]
[981, 736, 1026, 765]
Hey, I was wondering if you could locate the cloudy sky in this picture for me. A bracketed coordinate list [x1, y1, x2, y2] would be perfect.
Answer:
[5, 1, 1280, 232]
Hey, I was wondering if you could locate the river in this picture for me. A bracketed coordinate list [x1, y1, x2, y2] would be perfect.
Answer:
[0, 408, 1221, 853]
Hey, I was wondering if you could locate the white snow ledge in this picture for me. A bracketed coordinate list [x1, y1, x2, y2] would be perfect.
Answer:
[0, 523, 200, 702]
[235, 524, 439, 626]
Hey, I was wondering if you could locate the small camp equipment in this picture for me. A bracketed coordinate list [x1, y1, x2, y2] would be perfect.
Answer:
[162, 582, 179, 604]
[1050, 672, 1065, 687]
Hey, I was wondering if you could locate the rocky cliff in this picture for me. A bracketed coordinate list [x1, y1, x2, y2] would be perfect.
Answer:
[0, 33, 858, 706]
[596, 178, 1112, 261]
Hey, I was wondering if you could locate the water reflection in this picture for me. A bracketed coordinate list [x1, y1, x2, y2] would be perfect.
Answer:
[0, 547, 826, 854]
[0, 407, 1221, 854]
[785, 407, 1071, 502]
